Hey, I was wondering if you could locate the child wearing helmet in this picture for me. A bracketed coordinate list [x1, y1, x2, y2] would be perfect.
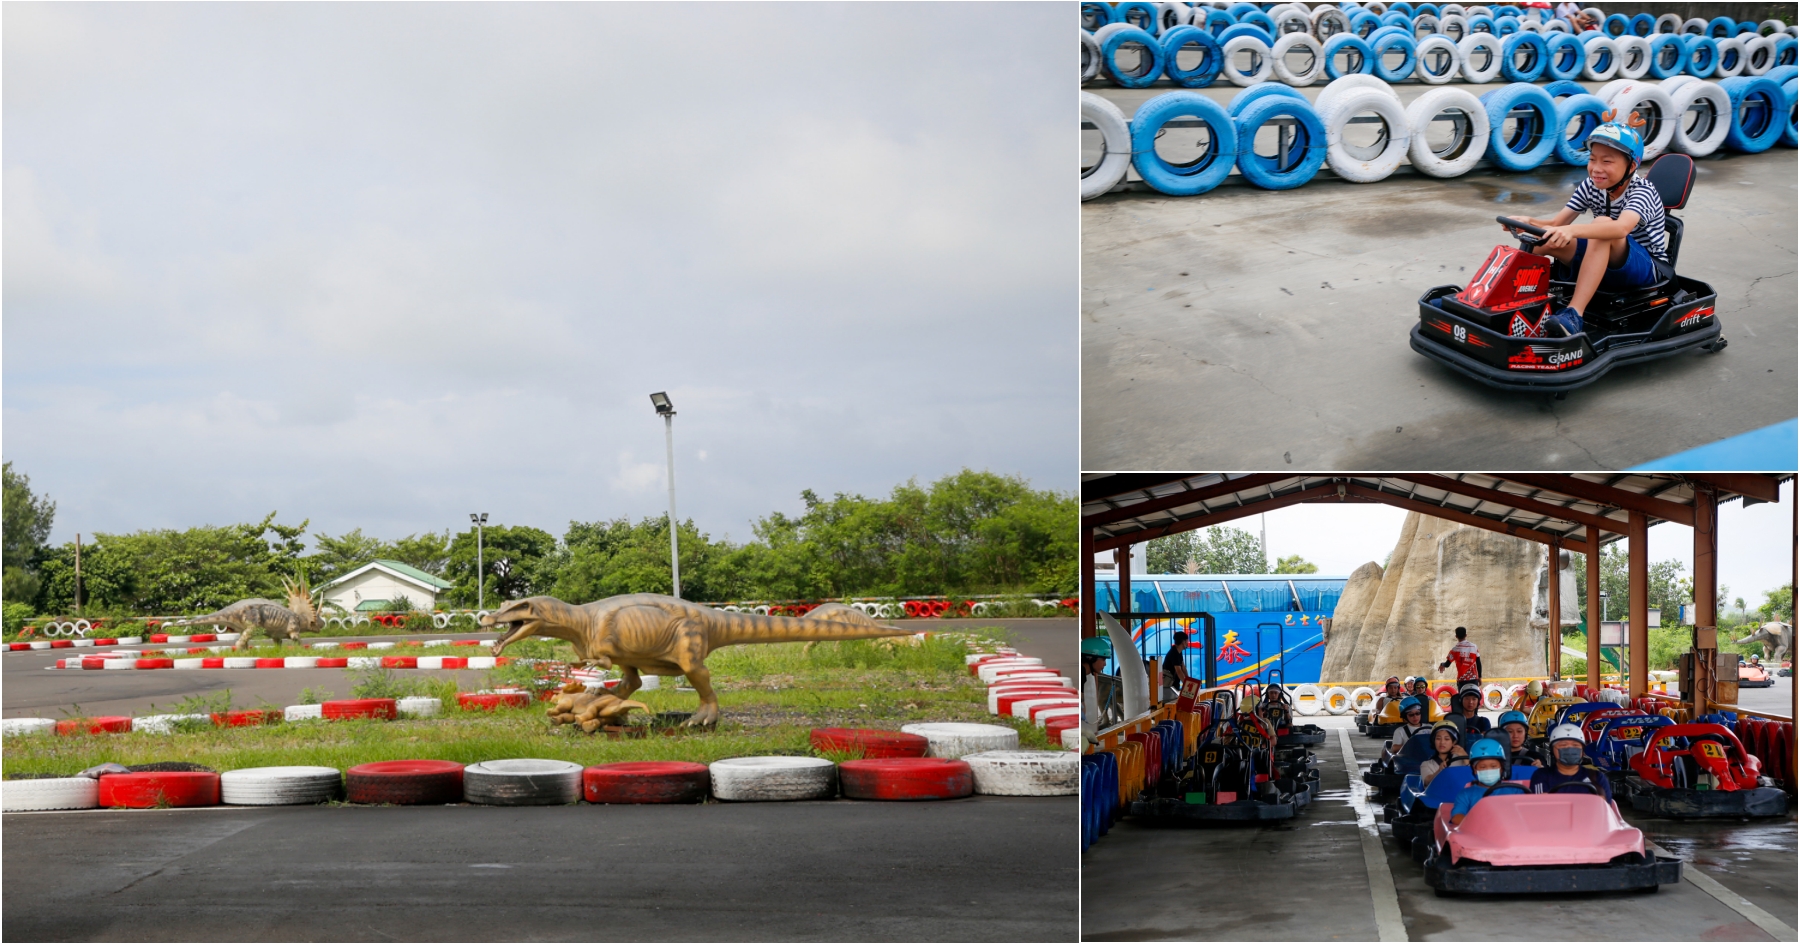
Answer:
[1502, 110, 1673, 339]
[1496, 710, 1541, 768]
[1380, 696, 1431, 761]
[1528, 723, 1613, 800]
[1448, 738, 1514, 825]
[1408, 676, 1444, 722]
[1372, 675, 1407, 722]
[1447, 683, 1493, 742]
[1419, 721, 1470, 787]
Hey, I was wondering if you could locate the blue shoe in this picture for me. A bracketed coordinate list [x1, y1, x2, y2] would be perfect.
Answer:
[1544, 306, 1583, 338]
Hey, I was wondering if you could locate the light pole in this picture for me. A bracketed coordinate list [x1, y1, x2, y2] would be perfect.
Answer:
[650, 392, 680, 599]
[469, 512, 488, 610]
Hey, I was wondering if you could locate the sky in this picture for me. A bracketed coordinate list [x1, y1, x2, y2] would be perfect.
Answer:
[1109, 481, 1796, 604]
[3, 2, 1072, 549]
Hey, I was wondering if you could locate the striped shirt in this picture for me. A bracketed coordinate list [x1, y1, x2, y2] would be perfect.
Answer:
[1563, 175, 1669, 263]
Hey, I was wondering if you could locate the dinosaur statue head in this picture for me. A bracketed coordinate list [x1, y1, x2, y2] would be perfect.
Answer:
[482, 597, 575, 654]
[283, 577, 321, 630]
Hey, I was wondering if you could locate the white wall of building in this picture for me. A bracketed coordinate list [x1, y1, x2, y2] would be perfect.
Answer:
[322, 570, 440, 613]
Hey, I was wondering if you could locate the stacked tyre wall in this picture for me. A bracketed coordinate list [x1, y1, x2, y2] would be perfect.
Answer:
[1082, 2, 1797, 197]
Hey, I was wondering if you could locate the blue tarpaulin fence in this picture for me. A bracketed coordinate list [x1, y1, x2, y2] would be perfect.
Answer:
[1097, 574, 1347, 686]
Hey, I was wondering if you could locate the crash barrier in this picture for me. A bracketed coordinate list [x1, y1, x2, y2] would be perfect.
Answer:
[1083, 71, 1791, 198]
[713, 597, 1078, 619]
[43, 649, 516, 671]
[1082, 689, 1227, 849]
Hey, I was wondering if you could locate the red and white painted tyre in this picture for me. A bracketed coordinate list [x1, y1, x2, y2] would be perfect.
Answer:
[99, 771, 221, 808]
[1032, 705, 1081, 726]
[56, 717, 132, 735]
[583, 762, 711, 804]
[709, 756, 838, 801]
[988, 684, 1076, 710]
[284, 704, 324, 721]
[457, 692, 529, 711]
[2, 776, 99, 811]
[976, 660, 1043, 682]
[838, 758, 974, 800]
[345, 760, 465, 805]
[1011, 698, 1079, 720]
[396, 697, 441, 718]
[322, 699, 398, 721]
[981, 666, 1050, 684]
[809, 728, 930, 758]
[900, 722, 1021, 759]
[464, 759, 583, 806]
[221, 766, 342, 805]
[2, 718, 56, 737]
[963, 750, 1080, 796]
[993, 690, 1076, 714]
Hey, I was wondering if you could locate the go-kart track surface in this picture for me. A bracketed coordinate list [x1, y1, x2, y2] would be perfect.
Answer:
[1081, 714, 1796, 942]
[1080, 81, 1797, 470]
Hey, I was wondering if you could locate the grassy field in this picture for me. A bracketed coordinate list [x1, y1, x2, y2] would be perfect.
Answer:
[2, 632, 1059, 777]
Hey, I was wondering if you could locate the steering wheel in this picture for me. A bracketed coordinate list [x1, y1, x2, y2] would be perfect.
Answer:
[1480, 781, 1531, 799]
[1549, 781, 1603, 796]
[1497, 215, 1548, 248]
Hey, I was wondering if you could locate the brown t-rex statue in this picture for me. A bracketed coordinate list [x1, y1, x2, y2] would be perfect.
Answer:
[480, 595, 906, 726]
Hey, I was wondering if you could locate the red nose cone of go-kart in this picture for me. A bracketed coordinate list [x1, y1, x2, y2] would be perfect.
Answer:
[1437, 794, 1645, 868]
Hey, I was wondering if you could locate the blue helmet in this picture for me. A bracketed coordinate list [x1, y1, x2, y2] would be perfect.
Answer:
[1468, 737, 1508, 762]
[1400, 696, 1425, 715]
[1587, 113, 1644, 165]
[1498, 710, 1528, 728]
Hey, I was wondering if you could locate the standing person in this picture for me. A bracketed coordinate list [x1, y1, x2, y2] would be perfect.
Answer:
[1081, 637, 1122, 734]
[1439, 626, 1483, 689]
[1162, 630, 1191, 699]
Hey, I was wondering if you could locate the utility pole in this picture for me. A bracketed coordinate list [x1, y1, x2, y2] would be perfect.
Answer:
[469, 513, 488, 610]
[650, 392, 680, 599]
[74, 534, 82, 616]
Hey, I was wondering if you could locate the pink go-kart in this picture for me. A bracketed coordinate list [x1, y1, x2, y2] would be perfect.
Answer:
[1420, 783, 1681, 895]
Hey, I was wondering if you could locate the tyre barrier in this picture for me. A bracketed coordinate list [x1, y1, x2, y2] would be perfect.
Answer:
[345, 760, 465, 805]
[900, 722, 1022, 759]
[838, 758, 976, 800]
[1719, 74, 1787, 151]
[1, 776, 100, 811]
[1292, 683, 1323, 715]
[1349, 686, 1380, 711]
[1432, 683, 1458, 710]
[322, 698, 398, 721]
[583, 762, 711, 804]
[98, 771, 221, 808]
[710, 756, 838, 801]
[463, 759, 583, 806]
[1324, 685, 1352, 714]
[963, 750, 1081, 796]
[56, 716, 133, 735]
[220, 766, 342, 806]
[1481, 683, 1507, 709]
[2, 718, 57, 737]
[809, 727, 931, 758]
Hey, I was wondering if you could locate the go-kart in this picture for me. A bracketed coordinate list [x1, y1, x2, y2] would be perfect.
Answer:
[1523, 695, 1583, 740]
[1357, 695, 1408, 739]
[1255, 672, 1328, 747]
[1420, 782, 1682, 895]
[1589, 715, 1674, 775]
[1385, 764, 1538, 853]
[1739, 662, 1774, 688]
[1363, 730, 1434, 796]
[1410, 153, 1724, 394]
[1132, 711, 1312, 822]
[1621, 723, 1789, 819]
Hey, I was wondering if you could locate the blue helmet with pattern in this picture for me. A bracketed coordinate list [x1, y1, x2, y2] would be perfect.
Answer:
[1498, 710, 1528, 728]
[1587, 109, 1645, 166]
[1468, 737, 1508, 762]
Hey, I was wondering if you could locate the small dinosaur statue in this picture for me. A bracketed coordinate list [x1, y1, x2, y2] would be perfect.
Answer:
[480, 594, 907, 727]
[544, 681, 652, 733]
[163, 578, 323, 650]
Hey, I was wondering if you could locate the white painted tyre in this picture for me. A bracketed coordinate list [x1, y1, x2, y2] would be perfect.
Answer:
[465, 656, 497, 670]
[1582, 36, 1621, 80]
[709, 756, 837, 801]
[901, 722, 1021, 759]
[1316, 74, 1400, 121]
[963, 750, 1080, 796]
[1349, 686, 1380, 712]
[397, 696, 441, 718]
[284, 703, 324, 722]
[1321, 88, 1410, 183]
[1415, 34, 1463, 83]
[367, 642, 395, 650]
[463, 759, 583, 806]
[347, 656, 381, 669]
[223, 657, 256, 669]
[1504, 683, 1526, 707]
[28, 641, 52, 650]
[1313, 5, 1352, 39]
[1593, 78, 1635, 104]
[1406, 86, 1490, 176]
[1713, 36, 1747, 77]
[1458, 32, 1505, 82]
[416, 656, 444, 669]
[171, 658, 205, 669]
[1272, 32, 1326, 85]
[1222, 36, 1276, 86]
[283, 656, 318, 669]
[221, 766, 343, 806]
[1292, 684, 1323, 715]
[131, 714, 209, 734]
[1081, 91, 1131, 201]
[1, 718, 56, 737]
[1061, 727, 1083, 751]
[1741, 34, 1774, 75]
[1082, 30, 1101, 83]
[1667, 79, 1732, 156]
[1606, 81, 1678, 158]
[1323, 686, 1353, 715]
[1482, 684, 1507, 710]
[1439, 13, 1469, 43]
[2, 777, 99, 811]
[1615, 35, 1652, 78]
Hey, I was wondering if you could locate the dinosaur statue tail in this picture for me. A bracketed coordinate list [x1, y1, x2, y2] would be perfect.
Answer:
[709, 610, 908, 647]
[162, 610, 234, 630]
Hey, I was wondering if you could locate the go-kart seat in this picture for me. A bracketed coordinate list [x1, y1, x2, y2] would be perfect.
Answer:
[1643, 153, 1695, 270]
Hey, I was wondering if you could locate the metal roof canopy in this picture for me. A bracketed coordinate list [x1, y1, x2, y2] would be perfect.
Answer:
[1080, 473, 1794, 716]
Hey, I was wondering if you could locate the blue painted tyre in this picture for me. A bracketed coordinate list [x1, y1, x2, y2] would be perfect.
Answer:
[1233, 95, 1326, 189]
[1482, 82, 1558, 169]
[1323, 32, 1376, 78]
[1766, 64, 1799, 86]
[1719, 75, 1787, 151]
[1162, 25, 1223, 87]
[1630, 13, 1656, 37]
[1576, 29, 1605, 46]
[1371, 32, 1418, 81]
[1389, 2, 1415, 18]
[1228, 83, 1307, 116]
[1414, 3, 1439, 17]
[1216, 23, 1274, 47]
[1227, 2, 1261, 20]
[1684, 35, 1719, 76]
[1737, 21, 1759, 36]
[1602, 14, 1630, 37]
[1381, 10, 1411, 30]
[1367, 25, 1411, 45]
[1707, 17, 1736, 39]
[1199, 8, 1235, 35]
[1500, 31, 1548, 81]
[1552, 93, 1609, 163]
[1494, 16, 1519, 36]
[1131, 92, 1240, 195]
[1496, 5, 1521, 17]
[1541, 78, 1588, 99]
[1114, 1, 1162, 36]
[1080, 2, 1115, 30]
[1468, 13, 1495, 34]
[1784, 78, 1798, 146]
[1101, 26, 1167, 88]
[1773, 35, 1798, 67]
[1545, 32, 1585, 79]
[1239, 11, 1277, 36]
[1647, 34, 1686, 78]
[1349, 10, 1382, 37]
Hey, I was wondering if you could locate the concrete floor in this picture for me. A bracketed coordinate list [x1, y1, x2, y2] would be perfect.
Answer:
[1081, 79, 1797, 470]
[1082, 714, 1797, 941]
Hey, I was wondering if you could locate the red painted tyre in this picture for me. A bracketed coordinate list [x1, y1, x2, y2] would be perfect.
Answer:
[150, 633, 170, 643]
[381, 656, 418, 669]
[56, 716, 132, 735]
[316, 657, 348, 668]
[81, 658, 106, 670]
[254, 658, 285, 669]
[345, 760, 465, 805]
[583, 762, 711, 804]
[1431, 684, 1458, 711]
[452, 640, 479, 647]
[211, 710, 275, 728]
[341, 642, 369, 650]
[133, 658, 173, 669]
[996, 690, 1075, 715]
[201, 658, 225, 669]
[190, 634, 216, 643]
[7, 642, 29, 651]
[1045, 716, 1078, 743]
[50, 640, 73, 649]
[321, 698, 398, 720]
[98, 771, 220, 808]
[457, 692, 529, 711]
[440, 657, 468, 669]
[839, 758, 974, 800]
[810, 728, 930, 759]
[92, 638, 118, 646]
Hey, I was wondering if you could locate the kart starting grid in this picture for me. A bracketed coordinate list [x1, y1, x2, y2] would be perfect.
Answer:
[1079, 712, 1798, 942]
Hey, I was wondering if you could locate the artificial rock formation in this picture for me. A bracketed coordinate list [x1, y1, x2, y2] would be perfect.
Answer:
[1321, 512, 1574, 683]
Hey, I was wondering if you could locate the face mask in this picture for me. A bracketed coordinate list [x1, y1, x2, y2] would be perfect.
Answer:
[1475, 767, 1501, 786]
[1556, 746, 1584, 766]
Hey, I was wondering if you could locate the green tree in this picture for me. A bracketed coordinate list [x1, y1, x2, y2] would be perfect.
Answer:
[1273, 554, 1318, 574]
[3, 462, 56, 605]
[305, 529, 387, 586]
[1192, 526, 1267, 574]
[35, 513, 308, 615]
[444, 524, 556, 606]
[1756, 584, 1793, 624]
[1146, 532, 1200, 574]
[551, 516, 741, 603]
[1566, 546, 1688, 627]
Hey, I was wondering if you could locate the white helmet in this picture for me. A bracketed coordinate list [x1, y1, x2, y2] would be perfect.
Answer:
[1549, 723, 1585, 744]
